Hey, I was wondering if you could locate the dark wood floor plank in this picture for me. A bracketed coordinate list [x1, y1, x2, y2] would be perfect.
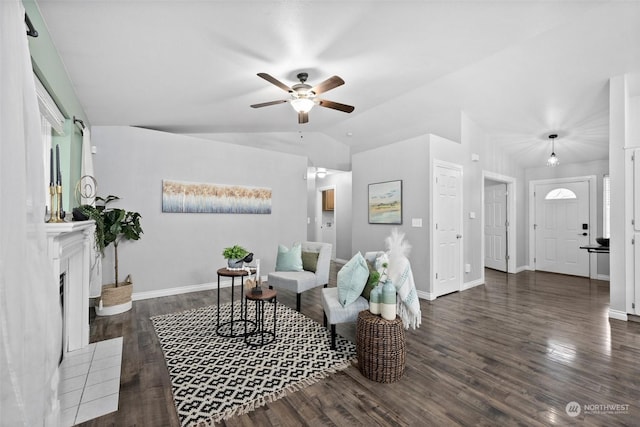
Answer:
[79, 267, 640, 426]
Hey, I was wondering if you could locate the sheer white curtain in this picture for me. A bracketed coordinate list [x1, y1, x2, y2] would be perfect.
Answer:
[1, 1, 62, 425]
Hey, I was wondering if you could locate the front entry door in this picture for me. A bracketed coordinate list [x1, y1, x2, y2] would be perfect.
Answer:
[534, 181, 590, 276]
[434, 162, 463, 297]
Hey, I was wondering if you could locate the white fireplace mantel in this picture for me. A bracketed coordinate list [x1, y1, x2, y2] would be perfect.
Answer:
[45, 220, 94, 356]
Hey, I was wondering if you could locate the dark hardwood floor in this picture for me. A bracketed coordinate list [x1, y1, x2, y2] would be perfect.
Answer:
[81, 268, 640, 426]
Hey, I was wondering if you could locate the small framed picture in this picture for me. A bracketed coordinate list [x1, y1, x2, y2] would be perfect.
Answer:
[368, 180, 402, 224]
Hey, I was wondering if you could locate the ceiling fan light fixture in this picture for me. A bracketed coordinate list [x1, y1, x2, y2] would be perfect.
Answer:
[290, 97, 315, 113]
[546, 134, 559, 167]
[252, 72, 353, 123]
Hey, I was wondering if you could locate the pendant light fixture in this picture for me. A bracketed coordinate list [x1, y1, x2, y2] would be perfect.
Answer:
[546, 134, 559, 167]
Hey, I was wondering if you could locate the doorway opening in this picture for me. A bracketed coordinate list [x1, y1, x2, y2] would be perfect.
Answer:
[481, 171, 517, 282]
[316, 185, 337, 259]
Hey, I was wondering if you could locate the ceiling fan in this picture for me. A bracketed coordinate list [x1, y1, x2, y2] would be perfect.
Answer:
[250, 72, 355, 124]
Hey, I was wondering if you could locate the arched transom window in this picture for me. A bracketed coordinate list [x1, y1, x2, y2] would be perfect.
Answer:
[544, 188, 577, 200]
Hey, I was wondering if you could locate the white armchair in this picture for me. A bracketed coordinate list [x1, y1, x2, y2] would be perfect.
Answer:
[321, 251, 381, 349]
[267, 241, 332, 312]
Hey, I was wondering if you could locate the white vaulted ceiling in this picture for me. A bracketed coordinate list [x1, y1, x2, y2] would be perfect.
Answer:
[35, 0, 640, 168]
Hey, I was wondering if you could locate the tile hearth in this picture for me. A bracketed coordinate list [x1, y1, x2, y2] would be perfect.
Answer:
[59, 337, 122, 426]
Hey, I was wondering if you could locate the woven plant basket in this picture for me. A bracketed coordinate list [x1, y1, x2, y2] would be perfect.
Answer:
[356, 310, 406, 383]
[99, 274, 133, 307]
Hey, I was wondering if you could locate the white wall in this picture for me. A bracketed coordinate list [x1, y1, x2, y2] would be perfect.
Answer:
[609, 74, 640, 318]
[91, 117, 613, 302]
[191, 131, 352, 171]
[92, 126, 308, 294]
[352, 135, 431, 293]
[351, 122, 530, 298]
[609, 75, 628, 315]
[441, 114, 528, 281]
[306, 168, 317, 240]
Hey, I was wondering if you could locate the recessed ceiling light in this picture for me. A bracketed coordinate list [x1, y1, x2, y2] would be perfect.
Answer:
[346, 132, 353, 137]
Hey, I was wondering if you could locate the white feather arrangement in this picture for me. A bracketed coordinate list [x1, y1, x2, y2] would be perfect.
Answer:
[383, 228, 422, 329]
[385, 228, 411, 280]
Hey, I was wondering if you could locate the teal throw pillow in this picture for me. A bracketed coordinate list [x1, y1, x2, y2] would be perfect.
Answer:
[337, 252, 369, 306]
[275, 243, 303, 272]
[301, 251, 320, 272]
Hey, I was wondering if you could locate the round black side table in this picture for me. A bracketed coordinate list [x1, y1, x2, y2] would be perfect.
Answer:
[216, 267, 255, 337]
[244, 288, 277, 346]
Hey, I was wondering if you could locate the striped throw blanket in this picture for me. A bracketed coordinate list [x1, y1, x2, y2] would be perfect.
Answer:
[390, 255, 421, 329]
[379, 228, 422, 329]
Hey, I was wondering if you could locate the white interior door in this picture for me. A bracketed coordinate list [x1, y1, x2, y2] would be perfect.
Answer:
[434, 162, 463, 297]
[534, 181, 590, 276]
[485, 182, 507, 271]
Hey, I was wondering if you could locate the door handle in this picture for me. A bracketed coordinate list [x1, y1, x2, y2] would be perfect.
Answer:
[456, 234, 462, 239]
[579, 232, 588, 236]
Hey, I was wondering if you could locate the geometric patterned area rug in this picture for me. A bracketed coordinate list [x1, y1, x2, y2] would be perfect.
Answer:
[151, 302, 356, 426]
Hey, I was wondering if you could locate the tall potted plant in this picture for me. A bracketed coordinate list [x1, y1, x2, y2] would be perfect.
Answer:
[78, 195, 143, 315]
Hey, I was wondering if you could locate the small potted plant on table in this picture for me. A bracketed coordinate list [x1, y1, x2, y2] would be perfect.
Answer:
[222, 245, 249, 269]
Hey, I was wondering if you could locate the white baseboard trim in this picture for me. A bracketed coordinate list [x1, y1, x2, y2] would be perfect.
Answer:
[132, 279, 235, 301]
[416, 290, 436, 301]
[462, 278, 484, 291]
[417, 282, 484, 300]
[596, 274, 610, 281]
[608, 309, 628, 321]
[516, 265, 531, 273]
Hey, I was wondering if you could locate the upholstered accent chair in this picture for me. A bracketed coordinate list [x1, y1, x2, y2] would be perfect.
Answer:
[321, 287, 369, 350]
[321, 251, 382, 349]
[267, 241, 332, 312]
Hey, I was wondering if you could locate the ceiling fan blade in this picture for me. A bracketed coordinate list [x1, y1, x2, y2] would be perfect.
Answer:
[298, 111, 309, 124]
[311, 76, 344, 95]
[318, 99, 355, 113]
[257, 73, 292, 92]
[250, 100, 288, 108]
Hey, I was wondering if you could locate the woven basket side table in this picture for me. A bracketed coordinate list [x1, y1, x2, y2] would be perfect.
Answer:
[356, 310, 406, 383]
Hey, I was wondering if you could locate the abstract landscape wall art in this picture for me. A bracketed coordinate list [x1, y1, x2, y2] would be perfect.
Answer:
[368, 180, 402, 224]
[162, 179, 272, 214]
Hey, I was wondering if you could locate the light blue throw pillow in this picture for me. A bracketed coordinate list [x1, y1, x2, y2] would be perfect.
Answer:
[337, 252, 369, 306]
[275, 243, 303, 272]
